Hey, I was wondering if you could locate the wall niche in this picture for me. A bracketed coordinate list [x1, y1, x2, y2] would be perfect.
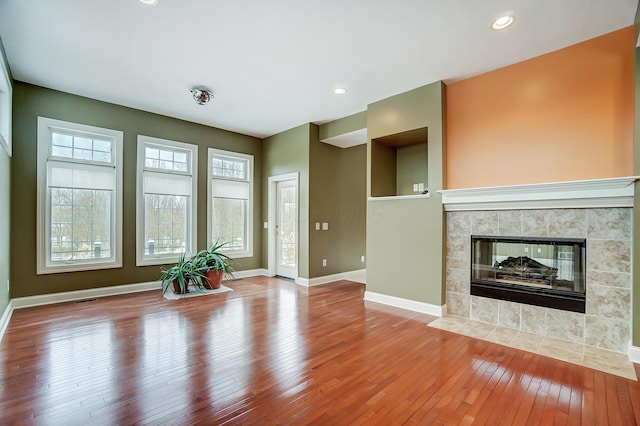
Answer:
[370, 127, 428, 197]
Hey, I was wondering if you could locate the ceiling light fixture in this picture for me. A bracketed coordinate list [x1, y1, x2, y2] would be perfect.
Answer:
[139, 0, 158, 5]
[190, 87, 214, 105]
[491, 15, 514, 30]
[334, 87, 347, 95]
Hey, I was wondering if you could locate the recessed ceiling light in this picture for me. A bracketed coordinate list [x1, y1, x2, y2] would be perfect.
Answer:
[334, 87, 347, 95]
[491, 15, 514, 30]
[139, 0, 158, 5]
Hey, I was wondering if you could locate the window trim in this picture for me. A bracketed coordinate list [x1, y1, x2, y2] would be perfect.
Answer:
[0, 49, 12, 157]
[37, 117, 123, 274]
[136, 135, 198, 266]
[207, 148, 254, 258]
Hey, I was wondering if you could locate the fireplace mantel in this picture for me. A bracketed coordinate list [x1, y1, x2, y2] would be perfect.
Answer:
[439, 176, 639, 211]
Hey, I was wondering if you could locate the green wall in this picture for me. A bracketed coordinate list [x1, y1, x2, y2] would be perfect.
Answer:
[397, 143, 428, 196]
[262, 122, 367, 280]
[366, 82, 446, 305]
[0, 133, 9, 313]
[11, 82, 262, 298]
[309, 125, 366, 277]
[262, 123, 311, 279]
[370, 141, 397, 197]
[0, 37, 10, 317]
[318, 111, 367, 140]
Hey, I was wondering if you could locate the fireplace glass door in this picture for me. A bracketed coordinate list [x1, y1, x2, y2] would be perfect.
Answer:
[471, 236, 586, 312]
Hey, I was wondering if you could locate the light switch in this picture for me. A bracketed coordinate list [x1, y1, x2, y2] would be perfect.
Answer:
[322, 222, 329, 231]
[263, 222, 268, 229]
[315, 222, 320, 231]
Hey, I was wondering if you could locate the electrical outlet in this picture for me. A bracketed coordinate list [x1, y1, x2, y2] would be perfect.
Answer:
[315, 222, 320, 231]
[263, 222, 268, 229]
[322, 259, 327, 267]
[361, 255, 365, 263]
[322, 222, 328, 231]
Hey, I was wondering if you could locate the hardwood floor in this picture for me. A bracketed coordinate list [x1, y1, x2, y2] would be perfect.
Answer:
[1, 277, 639, 425]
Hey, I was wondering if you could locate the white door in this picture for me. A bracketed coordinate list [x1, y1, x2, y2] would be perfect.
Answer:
[275, 179, 296, 279]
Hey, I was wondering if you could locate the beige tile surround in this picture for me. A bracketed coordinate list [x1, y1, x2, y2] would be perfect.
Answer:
[444, 207, 635, 379]
[428, 315, 637, 380]
[446, 208, 632, 352]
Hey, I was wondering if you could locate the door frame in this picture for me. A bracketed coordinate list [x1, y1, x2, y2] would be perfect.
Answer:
[267, 172, 299, 279]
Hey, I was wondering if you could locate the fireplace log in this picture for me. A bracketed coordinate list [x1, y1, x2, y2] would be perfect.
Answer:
[493, 256, 558, 282]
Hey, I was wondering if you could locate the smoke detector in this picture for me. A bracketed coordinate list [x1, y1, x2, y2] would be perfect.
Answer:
[190, 87, 214, 105]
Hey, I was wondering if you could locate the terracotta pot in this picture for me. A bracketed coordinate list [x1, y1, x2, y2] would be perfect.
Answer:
[204, 269, 224, 290]
[172, 279, 189, 294]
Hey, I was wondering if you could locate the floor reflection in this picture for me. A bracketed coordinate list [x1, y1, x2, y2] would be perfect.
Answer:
[139, 311, 190, 415]
[471, 355, 576, 409]
[270, 285, 305, 392]
[206, 297, 251, 404]
[43, 320, 114, 421]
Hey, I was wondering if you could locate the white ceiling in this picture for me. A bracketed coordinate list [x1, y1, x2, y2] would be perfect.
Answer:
[0, 0, 637, 139]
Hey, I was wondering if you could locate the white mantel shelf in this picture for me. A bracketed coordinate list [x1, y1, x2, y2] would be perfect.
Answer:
[439, 176, 640, 211]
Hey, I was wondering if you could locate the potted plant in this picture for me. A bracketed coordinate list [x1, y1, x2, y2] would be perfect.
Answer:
[160, 253, 207, 295]
[193, 241, 236, 290]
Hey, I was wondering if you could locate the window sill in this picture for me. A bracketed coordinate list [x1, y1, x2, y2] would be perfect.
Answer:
[223, 251, 253, 259]
[37, 260, 122, 275]
[137, 255, 188, 267]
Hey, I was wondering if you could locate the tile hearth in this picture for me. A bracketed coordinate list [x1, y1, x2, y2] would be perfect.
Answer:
[428, 315, 637, 381]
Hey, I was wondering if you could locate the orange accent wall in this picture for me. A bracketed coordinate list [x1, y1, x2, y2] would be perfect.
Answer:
[446, 26, 634, 189]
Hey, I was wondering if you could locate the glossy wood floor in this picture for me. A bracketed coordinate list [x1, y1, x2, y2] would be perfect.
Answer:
[1, 277, 639, 425]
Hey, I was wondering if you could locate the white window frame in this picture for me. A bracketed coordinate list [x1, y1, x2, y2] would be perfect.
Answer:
[136, 135, 198, 266]
[0, 49, 12, 157]
[207, 148, 254, 258]
[37, 117, 123, 274]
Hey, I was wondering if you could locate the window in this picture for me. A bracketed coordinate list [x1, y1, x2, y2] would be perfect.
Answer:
[37, 117, 123, 274]
[137, 136, 197, 266]
[208, 148, 253, 258]
[0, 50, 11, 156]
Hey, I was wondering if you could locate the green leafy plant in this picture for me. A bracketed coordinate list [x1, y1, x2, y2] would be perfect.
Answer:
[160, 253, 207, 295]
[191, 241, 237, 289]
[194, 240, 236, 277]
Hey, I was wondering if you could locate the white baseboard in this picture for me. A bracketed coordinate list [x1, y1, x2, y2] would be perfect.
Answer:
[629, 344, 640, 364]
[363, 291, 445, 317]
[231, 268, 268, 279]
[296, 269, 366, 287]
[0, 300, 14, 342]
[10, 268, 267, 310]
[11, 281, 161, 309]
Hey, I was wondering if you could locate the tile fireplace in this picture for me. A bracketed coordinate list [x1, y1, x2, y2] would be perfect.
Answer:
[440, 177, 635, 354]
